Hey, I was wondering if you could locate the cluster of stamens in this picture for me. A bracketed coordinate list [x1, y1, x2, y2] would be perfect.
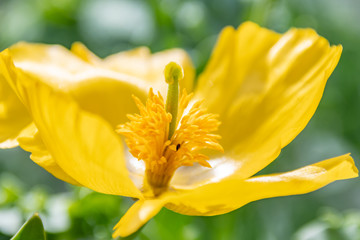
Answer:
[116, 62, 223, 196]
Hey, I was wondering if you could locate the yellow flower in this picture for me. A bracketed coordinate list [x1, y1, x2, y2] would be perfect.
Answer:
[0, 22, 357, 238]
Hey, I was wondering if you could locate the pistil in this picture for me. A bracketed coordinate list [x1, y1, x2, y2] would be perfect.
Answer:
[164, 62, 183, 139]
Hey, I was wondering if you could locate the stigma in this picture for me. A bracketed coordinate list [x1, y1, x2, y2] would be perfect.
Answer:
[116, 62, 223, 196]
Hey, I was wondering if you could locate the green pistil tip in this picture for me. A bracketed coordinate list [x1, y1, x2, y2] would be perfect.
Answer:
[164, 62, 183, 139]
[164, 62, 184, 84]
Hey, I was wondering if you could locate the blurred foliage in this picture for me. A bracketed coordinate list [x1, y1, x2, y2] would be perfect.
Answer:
[0, 173, 125, 240]
[0, 0, 359, 239]
[294, 208, 360, 240]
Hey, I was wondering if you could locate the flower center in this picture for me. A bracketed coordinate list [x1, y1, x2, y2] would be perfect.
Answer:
[116, 62, 223, 196]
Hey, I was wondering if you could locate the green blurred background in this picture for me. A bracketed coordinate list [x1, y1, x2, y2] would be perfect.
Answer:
[0, 0, 359, 239]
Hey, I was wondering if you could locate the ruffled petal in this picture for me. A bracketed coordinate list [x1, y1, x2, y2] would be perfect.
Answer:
[166, 154, 358, 216]
[5, 42, 149, 128]
[196, 21, 343, 178]
[70, 42, 102, 64]
[71, 42, 195, 95]
[4, 56, 142, 198]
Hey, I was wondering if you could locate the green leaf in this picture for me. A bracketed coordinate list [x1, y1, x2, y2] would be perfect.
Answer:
[11, 213, 46, 240]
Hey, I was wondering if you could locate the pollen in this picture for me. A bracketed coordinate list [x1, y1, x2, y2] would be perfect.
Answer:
[116, 64, 223, 196]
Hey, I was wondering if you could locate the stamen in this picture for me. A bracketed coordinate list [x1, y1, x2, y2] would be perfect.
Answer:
[117, 63, 223, 196]
[164, 62, 183, 139]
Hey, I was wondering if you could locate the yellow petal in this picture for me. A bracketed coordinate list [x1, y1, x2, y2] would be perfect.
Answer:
[166, 154, 358, 216]
[69, 73, 148, 127]
[196, 21, 343, 178]
[7, 42, 92, 87]
[70, 42, 102, 64]
[71, 42, 195, 95]
[17, 123, 81, 186]
[0, 50, 32, 148]
[113, 198, 165, 238]
[5, 42, 149, 127]
[0, 48, 81, 184]
[4, 59, 142, 198]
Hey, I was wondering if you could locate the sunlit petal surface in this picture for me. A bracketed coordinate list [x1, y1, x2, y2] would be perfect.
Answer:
[166, 154, 357, 215]
[5, 42, 150, 126]
[195, 22, 343, 180]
